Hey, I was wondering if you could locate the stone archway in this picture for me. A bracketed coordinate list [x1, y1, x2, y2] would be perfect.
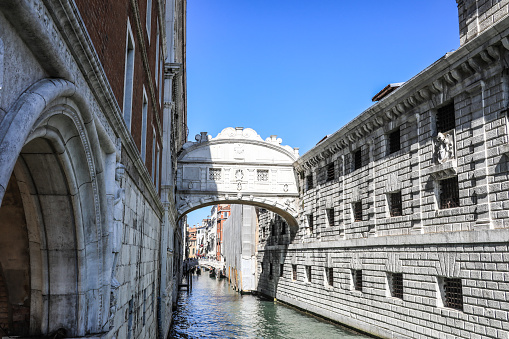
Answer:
[0, 78, 116, 336]
[176, 127, 301, 227]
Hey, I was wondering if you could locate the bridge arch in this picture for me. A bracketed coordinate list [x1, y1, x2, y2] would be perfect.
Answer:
[176, 127, 300, 227]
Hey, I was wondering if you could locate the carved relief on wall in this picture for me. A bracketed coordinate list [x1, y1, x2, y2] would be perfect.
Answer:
[434, 131, 455, 164]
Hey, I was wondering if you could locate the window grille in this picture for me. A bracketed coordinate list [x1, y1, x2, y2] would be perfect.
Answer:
[353, 149, 362, 170]
[317, 166, 326, 185]
[209, 168, 221, 180]
[344, 154, 352, 174]
[327, 267, 334, 286]
[388, 128, 401, 154]
[280, 264, 284, 277]
[444, 278, 463, 311]
[439, 176, 460, 209]
[257, 169, 269, 182]
[389, 192, 402, 217]
[389, 272, 403, 299]
[326, 162, 335, 182]
[436, 103, 456, 133]
[306, 175, 314, 190]
[353, 201, 362, 222]
[292, 265, 297, 280]
[308, 214, 314, 233]
[306, 266, 312, 282]
[327, 208, 334, 226]
[337, 159, 344, 177]
[353, 270, 363, 291]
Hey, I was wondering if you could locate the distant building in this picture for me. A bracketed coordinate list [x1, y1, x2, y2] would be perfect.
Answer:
[216, 204, 231, 261]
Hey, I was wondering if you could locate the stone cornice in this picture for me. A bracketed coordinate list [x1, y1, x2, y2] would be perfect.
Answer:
[295, 16, 509, 174]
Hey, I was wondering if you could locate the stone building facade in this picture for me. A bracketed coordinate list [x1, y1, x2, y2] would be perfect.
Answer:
[257, 1, 509, 338]
[0, 0, 186, 338]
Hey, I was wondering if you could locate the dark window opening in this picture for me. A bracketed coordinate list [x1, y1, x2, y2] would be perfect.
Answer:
[440, 176, 460, 209]
[354, 202, 362, 222]
[292, 265, 297, 281]
[306, 175, 313, 190]
[436, 103, 456, 133]
[353, 149, 362, 170]
[388, 128, 401, 154]
[327, 208, 334, 226]
[269, 263, 273, 279]
[328, 267, 334, 286]
[444, 278, 463, 311]
[390, 272, 403, 299]
[280, 264, 284, 277]
[389, 192, 402, 217]
[271, 222, 276, 236]
[308, 214, 314, 233]
[281, 221, 287, 235]
[306, 266, 312, 282]
[353, 270, 363, 291]
[326, 162, 335, 182]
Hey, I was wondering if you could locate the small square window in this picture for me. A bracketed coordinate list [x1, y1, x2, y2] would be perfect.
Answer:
[326, 208, 334, 226]
[209, 168, 221, 180]
[326, 162, 335, 182]
[389, 192, 402, 217]
[306, 175, 314, 190]
[353, 201, 362, 222]
[388, 128, 401, 155]
[326, 267, 334, 287]
[436, 103, 456, 133]
[353, 270, 363, 291]
[439, 277, 463, 311]
[292, 265, 297, 281]
[306, 266, 312, 283]
[280, 264, 284, 277]
[388, 272, 403, 299]
[257, 169, 269, 182]
[439, 176, 460, 209]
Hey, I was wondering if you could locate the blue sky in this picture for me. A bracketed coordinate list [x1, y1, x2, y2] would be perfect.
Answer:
[185, 0, 460, 227]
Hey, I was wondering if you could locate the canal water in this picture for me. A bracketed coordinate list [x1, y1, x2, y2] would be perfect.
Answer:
[170, 272, 372, 339]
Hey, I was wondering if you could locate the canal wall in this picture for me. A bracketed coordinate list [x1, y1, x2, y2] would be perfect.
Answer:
[257, 2, 509, 338]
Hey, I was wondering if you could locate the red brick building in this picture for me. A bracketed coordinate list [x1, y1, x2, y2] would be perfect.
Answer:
[216, 204, 231, 261]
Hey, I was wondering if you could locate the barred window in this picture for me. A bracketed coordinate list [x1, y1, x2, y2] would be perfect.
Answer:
[388, 272, 403, 299]
[337, 159, 344, 177]
[353, 149, 362, 170]
[257, 169, 269, 182]
[436, 103, 456, 133]
[389, 192, 402, 217]
[292, 265, 297, 281]
[326, 162, 335, 182]
[306, 174, 314, 190]
[443, 278, 463, 311]
[388, 128, 401, 155]
[439, 176, 460, 209]
[326, 208, 334, 226]
[209, 168, 221, 180]
[280, 264, 284, 277]
[353, 201, 362, 222]
[306, 266, 312, 282]
[353, 270, 363, 291]
[327, 267, 334, 287]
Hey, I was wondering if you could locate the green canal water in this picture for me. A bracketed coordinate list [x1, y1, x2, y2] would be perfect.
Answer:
[169, 272, 373, 339]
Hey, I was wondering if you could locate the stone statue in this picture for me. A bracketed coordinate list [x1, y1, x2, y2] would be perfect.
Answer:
[435, 132, 454, 164]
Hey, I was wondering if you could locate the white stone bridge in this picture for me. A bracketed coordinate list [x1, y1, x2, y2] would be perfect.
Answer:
[176, 127, 300, 227]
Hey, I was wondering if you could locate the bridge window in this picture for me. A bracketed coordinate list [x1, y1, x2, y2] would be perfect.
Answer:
[306, 174, 313, 190]
[257, 169, 269, 182]
[306, 266, 312, 283]
[352, 270, 363, 291]
[292, 265, 297, 281]
[326, 208, 334, 227]
[439, 176, 460, 209]
[388, 192, 402, 217]
[388, 272, 403, 299]
[326, 267, 334, 287]
[353, 201, 362, 222]
[326, 162, 335, 182]
[388, 127, 401, 155]
[209, 168, 221, 180]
